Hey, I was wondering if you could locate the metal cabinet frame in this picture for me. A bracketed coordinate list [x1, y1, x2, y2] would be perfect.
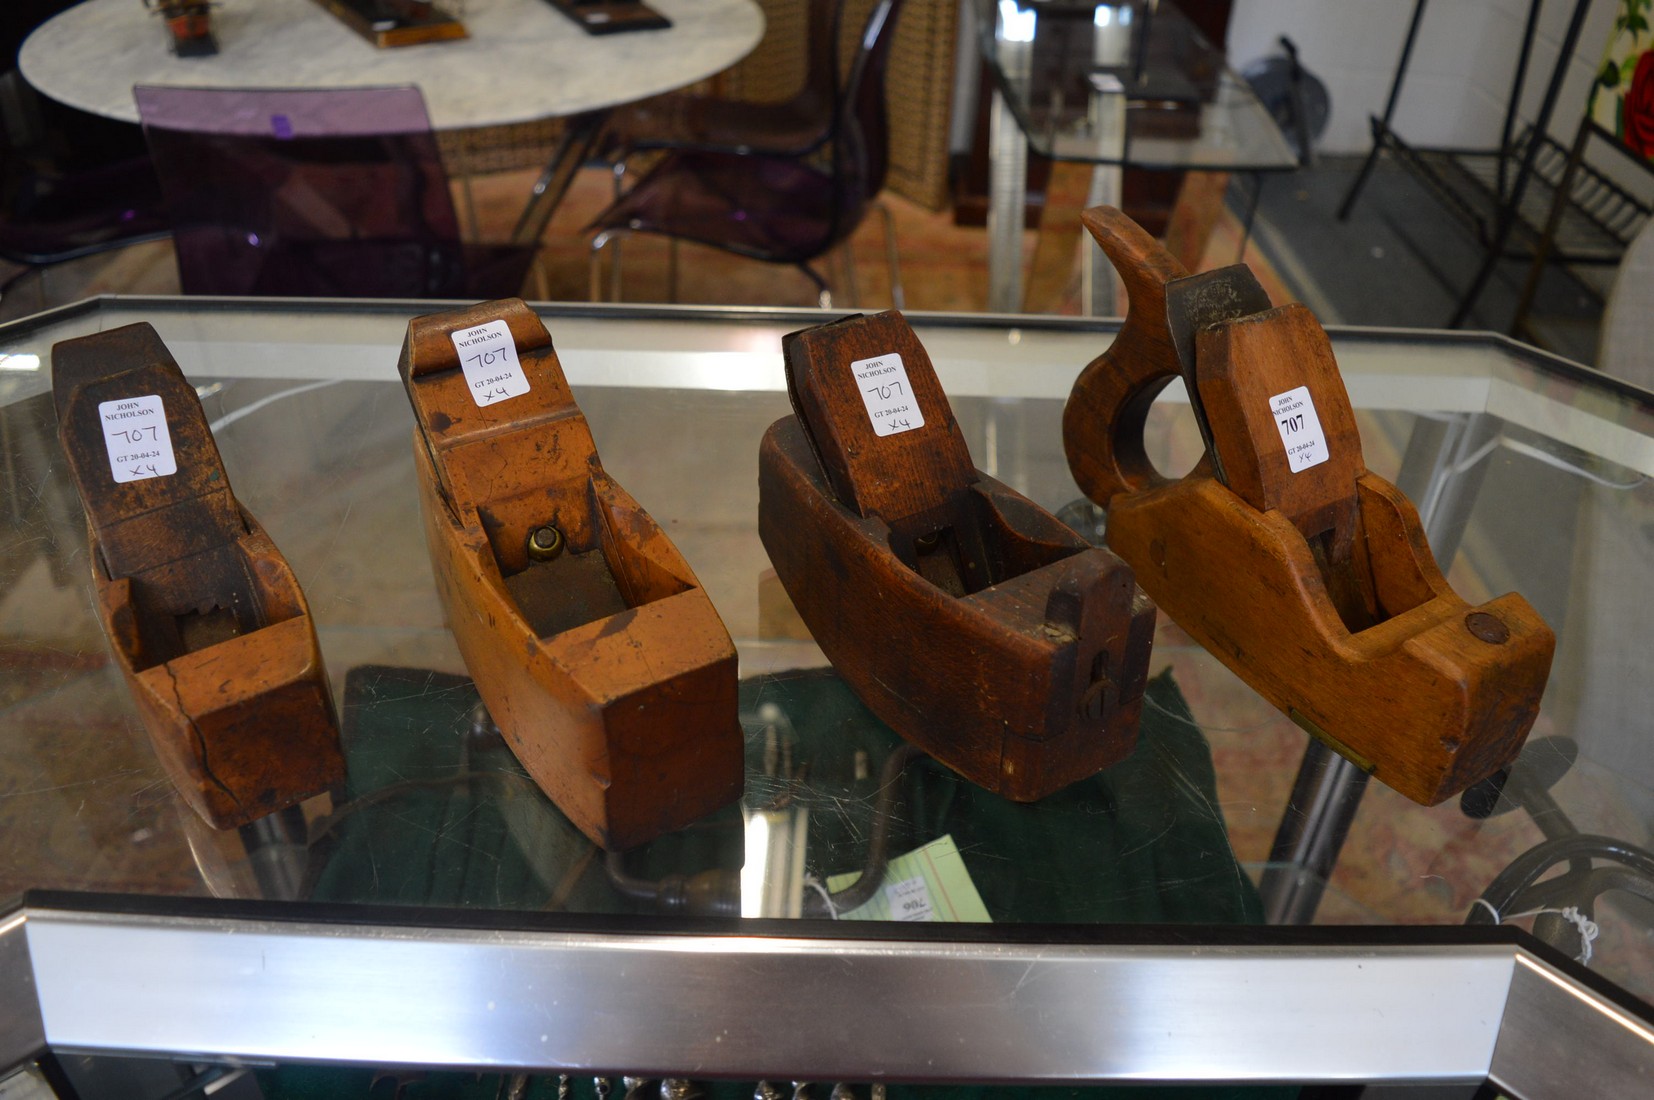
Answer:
[0, 893, 1650, 1095]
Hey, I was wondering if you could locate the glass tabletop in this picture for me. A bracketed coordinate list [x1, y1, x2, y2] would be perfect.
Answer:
[979, 0, 1299, 170]
[2, 297, 1653, 1062]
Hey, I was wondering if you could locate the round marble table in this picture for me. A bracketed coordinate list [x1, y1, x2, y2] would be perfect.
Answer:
[20, 0, 765, 130]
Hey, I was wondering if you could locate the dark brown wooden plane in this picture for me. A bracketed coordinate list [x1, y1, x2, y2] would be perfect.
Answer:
[53, 323, 343, 829]
[399, 298, 741, 850]
[1063, 207, 1555, 806]
[759, 310, 1155, 801]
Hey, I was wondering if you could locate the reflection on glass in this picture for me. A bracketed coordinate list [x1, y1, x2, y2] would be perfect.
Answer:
[0, 306, 1652, 1015]
[982, 0, 1296, 168]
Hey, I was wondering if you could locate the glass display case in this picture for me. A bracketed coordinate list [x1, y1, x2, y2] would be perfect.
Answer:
[974, 0, 1300, 313]
[979, 0, 1298, 170]
[0, 296, 1650, 1097]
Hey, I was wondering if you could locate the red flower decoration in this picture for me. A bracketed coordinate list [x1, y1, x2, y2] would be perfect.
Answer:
[1625, 49, 1654, 159]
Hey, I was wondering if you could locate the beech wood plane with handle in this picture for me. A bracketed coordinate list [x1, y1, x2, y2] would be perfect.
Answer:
[759, 310, 1155, 800]
[53, 323, 344, 829]
[400, 298, 741, 850]
[1062, 206, 1555, 806]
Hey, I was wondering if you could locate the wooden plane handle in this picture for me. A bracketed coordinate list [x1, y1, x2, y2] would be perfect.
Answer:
[1196, 304, 1365, 549]
[400, 297, 552, 379]
[399, 297, 599, 538]
[53, 323, 244, 579]
[399, 297, 577, 452]
[1062, 207, 1195, 506]
[783, 310, 976, 524]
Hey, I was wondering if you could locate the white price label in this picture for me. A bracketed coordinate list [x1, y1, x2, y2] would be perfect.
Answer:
[1268, 385, 1329, 472]
[452, 320, 530, 408]
[98, 394, 177, 484]
[884, 875, 935, 922]
[851, 352, 924, 437]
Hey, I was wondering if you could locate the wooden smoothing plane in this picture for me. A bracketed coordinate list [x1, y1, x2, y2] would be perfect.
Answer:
[1062, 207, 1555, 806]
[53, 323, 344, 829]
[400, 298, 741, 850]
[759, 310, 1155, 800]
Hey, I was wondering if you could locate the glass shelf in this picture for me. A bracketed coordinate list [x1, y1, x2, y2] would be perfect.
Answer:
[0, 297, 1651, 1094]
[979, 0, 1299, 171]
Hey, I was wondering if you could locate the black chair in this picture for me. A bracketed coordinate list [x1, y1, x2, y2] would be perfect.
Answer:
[598, 0, 841, 166]
[0, 2, 168, 304]
[586, 0, 906, 308]
[135, 84, 538, 299]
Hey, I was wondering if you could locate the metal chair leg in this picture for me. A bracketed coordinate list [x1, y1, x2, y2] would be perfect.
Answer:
[838, 238, 860, 308]
[609, 235, 624, 303]
[876, 200, 905, 311]
[513, 111, 609, 247]
[530, 251, 550, 302]
[588, 236, 606, 302]
[589, 228, 629, 302]
[799, 264, 832, 309]
[459, 173, 481, 243]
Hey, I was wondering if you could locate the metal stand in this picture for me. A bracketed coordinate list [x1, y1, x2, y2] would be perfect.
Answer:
[986, 84, 1029, 313]
[1335, 0, 1428, 223]
[1258, 747, 1369, 926]
[238, 804, 311, 902]
[511, 110, 610, 248]
[985, 9, 1128, 315]
[1510, 120, 1593, 340]
[1336, 0, 1593, 329]
[1446, 0, 1593, 328]
[1078, 99, 1131, 317]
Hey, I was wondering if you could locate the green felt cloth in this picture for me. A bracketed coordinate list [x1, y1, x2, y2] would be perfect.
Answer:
[310, 666, 1259, 927]
[746, 668, 1262, 926]
[281, 665, 1283, 1099]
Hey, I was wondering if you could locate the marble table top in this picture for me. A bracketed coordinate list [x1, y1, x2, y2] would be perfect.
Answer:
[21, 0, 765, 130]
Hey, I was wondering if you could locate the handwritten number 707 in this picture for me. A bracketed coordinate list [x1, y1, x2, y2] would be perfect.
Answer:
[866, 381, 904, 401]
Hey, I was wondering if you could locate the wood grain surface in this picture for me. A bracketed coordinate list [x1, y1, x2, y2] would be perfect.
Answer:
[1062, 206, 1201, 504]
[401, 298, 741, 850]
[762, 310, 1154, 800]
[53, 322, 343, 829]
[1062, 207, 1556, 805]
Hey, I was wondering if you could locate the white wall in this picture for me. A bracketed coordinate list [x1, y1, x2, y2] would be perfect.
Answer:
[1228, 0, 1619, 156]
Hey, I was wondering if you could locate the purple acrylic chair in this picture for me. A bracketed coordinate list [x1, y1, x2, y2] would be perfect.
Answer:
[0, 155, 168, 296]
[586, 0, 906, 308]
[135, 84, 537, 299]
[598, 0, 842, 167]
